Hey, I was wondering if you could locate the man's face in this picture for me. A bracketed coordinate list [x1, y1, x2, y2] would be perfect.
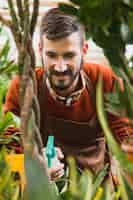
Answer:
[42, 32, 84, 93]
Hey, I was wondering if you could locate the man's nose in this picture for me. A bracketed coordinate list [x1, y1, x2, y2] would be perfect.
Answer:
[54, 58, 67, 72]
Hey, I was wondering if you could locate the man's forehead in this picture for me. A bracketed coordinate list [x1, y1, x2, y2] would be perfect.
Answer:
[42, 32, 82, 46]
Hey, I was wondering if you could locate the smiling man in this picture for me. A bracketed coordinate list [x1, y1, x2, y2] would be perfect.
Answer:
[43, 33, 81, 96]
[4, 8, 133, 182]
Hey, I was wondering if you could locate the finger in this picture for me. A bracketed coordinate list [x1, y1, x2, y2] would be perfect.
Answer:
[55, 169, 64, 179]
[54, 169, 64, 178]
[55, 147, 64, 160]
[50, 163, 64, 174]
[49, 164, 64, 179]
[58, 169, 64, 177]
[51, 169, 64, 181]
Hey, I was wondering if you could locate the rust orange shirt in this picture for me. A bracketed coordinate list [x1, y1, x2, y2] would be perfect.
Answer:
[4, 62, 133, 145]
[4, 63, 117, 117]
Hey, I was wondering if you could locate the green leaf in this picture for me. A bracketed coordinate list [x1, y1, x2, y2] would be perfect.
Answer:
[93, 187, 104, 200]
[96, 76, 133, 176]
[60, 190, 72, 200]
[92, 164, 109, 198]
[25, 153, 59, 200]
[69, 0, 85, 6]
[67, 157, 78, 196]
[79, 170, 93, 200]
[59, 4, 78, 16]
[125, 83, 133, 118]
[0, 40, 10, 62]
[0, 162, 11, 193]
[104, 182, 112, 200]
[0, 112, 14, 135]
[117, 167, 129, 200]
[11, 184, 20, 200]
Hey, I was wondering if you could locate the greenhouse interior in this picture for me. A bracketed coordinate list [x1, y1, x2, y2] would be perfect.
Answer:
[0, 0, 133, 199]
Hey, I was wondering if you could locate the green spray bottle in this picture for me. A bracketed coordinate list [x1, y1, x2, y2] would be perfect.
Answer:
[44, 136, 61, 195]
[45, 135, 60, 168]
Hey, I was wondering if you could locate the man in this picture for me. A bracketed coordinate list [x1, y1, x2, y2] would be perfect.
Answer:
[4, 8, 133, 181]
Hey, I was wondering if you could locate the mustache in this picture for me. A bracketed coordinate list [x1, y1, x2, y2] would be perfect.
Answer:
[49, 69, 73, 76]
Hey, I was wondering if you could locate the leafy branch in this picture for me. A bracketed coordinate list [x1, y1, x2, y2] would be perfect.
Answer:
[0, 0, 48, 190]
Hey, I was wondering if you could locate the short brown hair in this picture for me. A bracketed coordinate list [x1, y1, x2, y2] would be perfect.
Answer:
[40, 8, 85, 45]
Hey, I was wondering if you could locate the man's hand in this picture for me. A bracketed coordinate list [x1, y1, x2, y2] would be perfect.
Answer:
[55, 147, 64, 160]
[49, 147, 64, 181]
[48, 163, 64, 181]
[43, 147, 64, 181]
[34, 146, 65, 181]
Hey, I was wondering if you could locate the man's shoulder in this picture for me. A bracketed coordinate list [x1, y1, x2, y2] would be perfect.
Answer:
[35, 67, 44, 76]
[83, 62, 115, 81]
[83, 62, 112, 74]
[35, 67, 45, 81]
[83, 62, 118, 92]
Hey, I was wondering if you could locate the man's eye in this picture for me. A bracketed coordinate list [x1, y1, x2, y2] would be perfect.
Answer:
[63, 53, 75, 59]
[46, 52, 57, 58]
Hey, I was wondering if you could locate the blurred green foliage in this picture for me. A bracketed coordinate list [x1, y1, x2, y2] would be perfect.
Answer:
[0, 148, 21, 199]
[0, 26, 21, 153]
[0, 26, 18, 103]
[59, 0, 133, 71]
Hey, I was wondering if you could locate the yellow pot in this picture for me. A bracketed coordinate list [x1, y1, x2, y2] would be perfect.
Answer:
[6, 154, 25, 191]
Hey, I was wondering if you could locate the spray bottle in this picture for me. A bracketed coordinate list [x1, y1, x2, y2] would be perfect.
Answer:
[44, 135, 60, 168]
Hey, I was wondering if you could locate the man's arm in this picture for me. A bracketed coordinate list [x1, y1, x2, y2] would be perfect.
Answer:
[85, 62, 133, 158]
[4, 73, 65, 180]
[4, 76, 20, 116]
[4, 67, 44, 115]
[108, 114, 133, 145]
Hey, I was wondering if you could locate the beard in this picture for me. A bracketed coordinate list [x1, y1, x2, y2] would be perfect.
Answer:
[46, 61, 83, 92]
[48, 68, 76, 91]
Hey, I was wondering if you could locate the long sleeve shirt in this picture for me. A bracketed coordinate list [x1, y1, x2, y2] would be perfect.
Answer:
[4, 63, 133, 149]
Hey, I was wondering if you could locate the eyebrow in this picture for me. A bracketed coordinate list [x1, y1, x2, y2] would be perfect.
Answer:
[46, 51, 56, 54]
[45, 51, 57, 56]
[45, 51, 76, 56]
[63, 51, 76, 57]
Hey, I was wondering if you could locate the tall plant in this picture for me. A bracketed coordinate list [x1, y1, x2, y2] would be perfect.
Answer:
[0, 0, 52, 199]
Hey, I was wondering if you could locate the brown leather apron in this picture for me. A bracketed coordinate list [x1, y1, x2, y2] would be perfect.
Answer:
[37, 71, 107, 174]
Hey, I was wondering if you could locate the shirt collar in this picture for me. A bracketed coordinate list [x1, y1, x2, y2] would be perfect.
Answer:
[46, 70, 86, 106]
